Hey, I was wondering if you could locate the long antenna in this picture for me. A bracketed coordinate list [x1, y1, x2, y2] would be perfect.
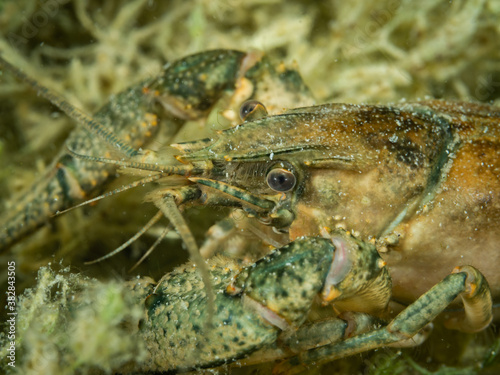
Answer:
[0, 54, 138, 158]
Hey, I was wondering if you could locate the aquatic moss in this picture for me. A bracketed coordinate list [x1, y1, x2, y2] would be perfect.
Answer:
[0, 265, 146, 374]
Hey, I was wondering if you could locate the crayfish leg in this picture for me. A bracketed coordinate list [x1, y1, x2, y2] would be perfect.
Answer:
[236, 313, 380, 368]
[273, 266, 493, 374]
[155, 193, 215, 325]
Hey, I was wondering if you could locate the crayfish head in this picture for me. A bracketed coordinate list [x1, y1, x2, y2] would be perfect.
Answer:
[178, 158, 301, 234]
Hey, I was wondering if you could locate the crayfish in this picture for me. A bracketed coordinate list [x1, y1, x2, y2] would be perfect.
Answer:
[0, 49, 498, 373]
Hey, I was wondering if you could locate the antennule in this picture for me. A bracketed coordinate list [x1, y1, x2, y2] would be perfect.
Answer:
[67, 147, 196, 176]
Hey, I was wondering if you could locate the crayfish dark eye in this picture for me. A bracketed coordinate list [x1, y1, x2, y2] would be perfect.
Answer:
[266, 168, 296, 192]
[239, 100, 268, 122]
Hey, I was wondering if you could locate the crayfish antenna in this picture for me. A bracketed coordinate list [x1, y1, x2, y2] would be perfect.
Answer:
[129, 223, 173, 272]
[85, 210, 164, 265]
[0, 54, 139, 158]
[53, 173, 165, 217]
[155, 195, 215, 328]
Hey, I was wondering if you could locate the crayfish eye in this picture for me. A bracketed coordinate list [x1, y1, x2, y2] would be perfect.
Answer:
[239, 100, 268, 122]
[266, 168, 296, 192]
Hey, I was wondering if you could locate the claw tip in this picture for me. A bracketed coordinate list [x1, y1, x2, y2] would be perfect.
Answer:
[322, 286, 342, 303]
